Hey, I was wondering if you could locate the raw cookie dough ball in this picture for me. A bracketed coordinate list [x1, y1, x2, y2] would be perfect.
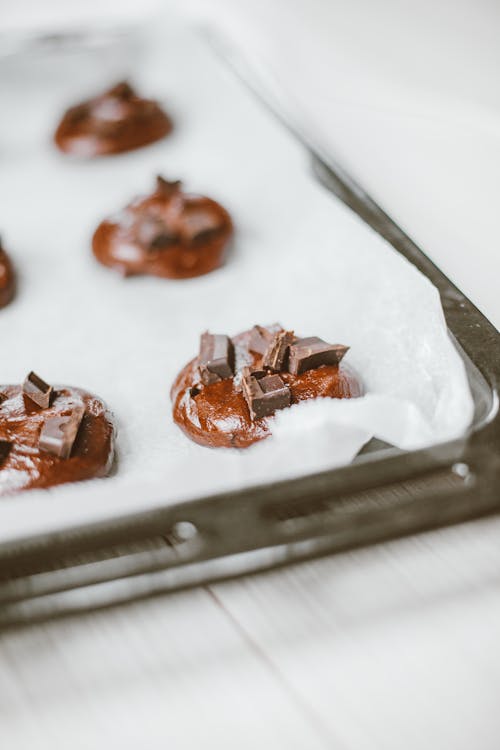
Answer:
[0, 372, 115, 496]
[92, 176, 233, 279]
[54, 81, 172, 157]
[171, 325, 362, 448]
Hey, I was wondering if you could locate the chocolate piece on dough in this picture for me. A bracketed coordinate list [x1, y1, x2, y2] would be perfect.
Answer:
[105, 81, 135, 100]
[0, 384, 114, 495]
[136, 217, 178, 250]
[149, 231, 178, 249]
[248, 325, 274, 355]
[0, 440, 11, 465]
[198, 332, 235, 385]
[189, 384, 202, 398]
[155, 176, 182, 198]
[288, 337, 349, 375]
[39, 406, 85, 459]
[262, 330, 294, 372]
[241, 367, 291, 421]
[22, 371, 53, 409]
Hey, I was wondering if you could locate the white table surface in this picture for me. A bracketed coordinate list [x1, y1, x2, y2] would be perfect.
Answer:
[1, 1, 500, 748]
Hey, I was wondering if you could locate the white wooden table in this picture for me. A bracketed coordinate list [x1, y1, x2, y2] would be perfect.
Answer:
[2, 519, 500, 749]
[1, 1, 500, 747]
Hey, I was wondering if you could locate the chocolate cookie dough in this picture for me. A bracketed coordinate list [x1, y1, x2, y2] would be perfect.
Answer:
[92, 176, 233, 279]
[54, 81, 172, 157]
[0, 372, 115, 496]
[0, 239, 15, 309]
[171, 325, 362, 448]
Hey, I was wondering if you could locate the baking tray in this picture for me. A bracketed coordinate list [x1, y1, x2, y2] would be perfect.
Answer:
[0, 29, 499, 628]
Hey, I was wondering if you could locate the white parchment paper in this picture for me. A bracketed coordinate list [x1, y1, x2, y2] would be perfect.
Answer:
[0, 16, 473, 536]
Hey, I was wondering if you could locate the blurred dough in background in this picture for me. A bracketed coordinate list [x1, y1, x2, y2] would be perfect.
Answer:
[1, 0, 499, 324]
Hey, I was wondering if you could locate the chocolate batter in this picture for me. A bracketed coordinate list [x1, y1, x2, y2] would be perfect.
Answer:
[0, 384, 115, 496]
[171, 326, 363, 449]
[54, 81, 172, 157]
[92, 176, 233, 279]
[0, 242, 15, 309]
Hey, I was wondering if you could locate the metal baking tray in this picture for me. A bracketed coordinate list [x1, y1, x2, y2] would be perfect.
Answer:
[0, 32, 499, 628]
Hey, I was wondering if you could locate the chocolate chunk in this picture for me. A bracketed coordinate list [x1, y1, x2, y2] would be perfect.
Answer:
[156, 176, 182, 198]
[198, 332, 235, 385]
[149, 232, 178, 249]
[189, 228, 222, 246]
[67, 103, 88, 123]
[249, 325, 274, 355]
[106, 81, 135, 100]
[39, 406, 85, 459]
[0, 440, 11, 465]
[0, 392, 7, 405]
[241, 367, 291, 420]
[262, 330, 294, 371]
[136, 217, 178, 250]
[288, 337, 349, 375]
[22, 372, 53, 409]
[246, 369, 267, 380]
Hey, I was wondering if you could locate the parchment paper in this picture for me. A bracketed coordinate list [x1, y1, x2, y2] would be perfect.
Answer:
[0, 16, 473, 536]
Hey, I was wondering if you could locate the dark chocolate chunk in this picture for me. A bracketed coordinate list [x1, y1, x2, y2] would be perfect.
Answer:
[0, 392, 7, 406]
[189, 228, 222, 246]
[106, 81, 135, 100]
[260, 373, 288, 394]
[149, 231, 178, 249]
[22, 372, 53, 409]
[249, 325, 275, 355]
[136, 217, 178, 250]
[288, 337, 349, 375]
[156, 176, 182, 198]
[246, 369, 267, 380]
[262, 330, 294, 371]
[241, 367, 291, 421]
[67, 103, 88, 123]
[0, 440, 11, 465]
[189, 384, 202, 398]
[198, 332, 235, 386]
[39, 406, 85, 459]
